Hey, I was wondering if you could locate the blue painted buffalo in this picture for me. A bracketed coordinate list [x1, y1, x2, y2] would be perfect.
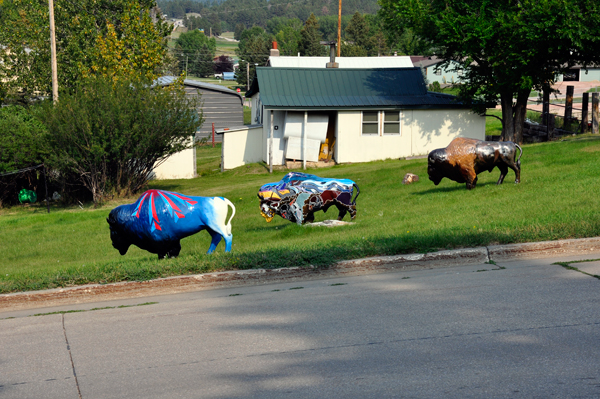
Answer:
[258, 172, 359, 225]
[107, 190, 235, 259]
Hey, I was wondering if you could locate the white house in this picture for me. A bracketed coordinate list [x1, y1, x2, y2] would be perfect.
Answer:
[557, 65, 600, 82]
[217, 67, 485, 170]
[411, 56, 465, 85]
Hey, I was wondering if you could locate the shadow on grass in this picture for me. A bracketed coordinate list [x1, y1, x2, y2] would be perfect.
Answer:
[145, 184, 184, 192]
[247, 223, 294, 232]
[415, 180, 504, 195]
[0, 229, 518, 294]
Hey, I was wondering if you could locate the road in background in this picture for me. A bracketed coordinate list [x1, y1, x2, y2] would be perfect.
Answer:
[2, 255, 599, 398]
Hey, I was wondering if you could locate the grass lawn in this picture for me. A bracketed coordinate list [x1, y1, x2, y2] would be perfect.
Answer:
[485, 110, 503, 136]
[196, 143, 222, 177]
[2, 135, 600, 294]
[215, 38, 238, 58]
[244, 105, 251, 124]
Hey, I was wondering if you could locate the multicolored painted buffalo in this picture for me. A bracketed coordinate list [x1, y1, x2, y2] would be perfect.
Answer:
[427, 137, 522, 190]
[258, 172, 359, 225]
[107, 190, 235, 259]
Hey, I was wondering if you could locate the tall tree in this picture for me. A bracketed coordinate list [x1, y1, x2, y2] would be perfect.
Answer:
[275, 26, 303, 56]
[299, 14, 326, 56]
[214, 55, 234, 74]
[342, 12, 378, 56]
[235, 27, 271, 87]
[175, 29, 217, 77]
[234, 23, 246, 40]
[380, 0, 600, 143]
[0, 0, 171, 104]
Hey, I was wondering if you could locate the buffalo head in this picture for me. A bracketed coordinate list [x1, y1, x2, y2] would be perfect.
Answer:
[107, 211, 131, 255]
[427, 149, 447, 186]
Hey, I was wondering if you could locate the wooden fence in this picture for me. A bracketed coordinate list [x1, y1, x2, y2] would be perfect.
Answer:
[523, 87, 599, 143]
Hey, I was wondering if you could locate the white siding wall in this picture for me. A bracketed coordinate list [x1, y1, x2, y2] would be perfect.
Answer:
[581, 69, 600, 82]
[424, 61, 463, 85]
[153, 138, 196, 179]
[336, 109, 485, 163]
[221, 126, 263, 170]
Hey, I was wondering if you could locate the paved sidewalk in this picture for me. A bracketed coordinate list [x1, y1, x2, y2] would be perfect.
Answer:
[2, 237, 600, 313]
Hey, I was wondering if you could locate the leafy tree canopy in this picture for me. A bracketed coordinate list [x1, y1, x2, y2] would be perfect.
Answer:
[0, 0, 171, 104]
[175, 29, 217, 77]
[176, 29, 217, 53]
[341, 12, 388, 56]
[159, 0, 380, 27]
[214, 55, 234, 74]
[235, 26, 272, 86]
[0, 106, 49, 173]
[380, 0, 600, 143]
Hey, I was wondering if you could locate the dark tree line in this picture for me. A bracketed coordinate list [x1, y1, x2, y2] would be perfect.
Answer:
[158, 0, 380, 33]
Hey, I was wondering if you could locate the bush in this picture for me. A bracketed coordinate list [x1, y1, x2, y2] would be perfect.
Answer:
[0, 106, 49, 173]
[39, 76, 203, 204]
[428, 81, 442, 92]
[0, 106, 50, 206]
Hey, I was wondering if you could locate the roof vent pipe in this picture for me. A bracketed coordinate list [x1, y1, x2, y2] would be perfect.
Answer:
[322, 41, 338, 68]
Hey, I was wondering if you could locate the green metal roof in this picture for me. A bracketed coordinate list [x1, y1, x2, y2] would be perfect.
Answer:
[246, 67, 466, 110]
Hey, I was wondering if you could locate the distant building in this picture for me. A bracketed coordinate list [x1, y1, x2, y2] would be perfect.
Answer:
[170, 19, 184, 29]
[410, 56, 464, 85]
[558, 65, 600, 82]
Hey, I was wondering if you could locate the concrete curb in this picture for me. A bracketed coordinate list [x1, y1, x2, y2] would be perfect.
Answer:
[3, 237, 600, 312]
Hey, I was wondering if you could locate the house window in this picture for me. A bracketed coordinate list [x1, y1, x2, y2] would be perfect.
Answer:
[362, 111, 401, 135]
[434, 68, 442, 76]
[383, 112, 400, 135]
[362, 111, 379, 135]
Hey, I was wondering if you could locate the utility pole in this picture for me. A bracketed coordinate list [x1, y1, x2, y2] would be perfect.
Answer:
[246, 61, 250, 91]
[49, 0, 58, 103]
[337, 0, 342, 57]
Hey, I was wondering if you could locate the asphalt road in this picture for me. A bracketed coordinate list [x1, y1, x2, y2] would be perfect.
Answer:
[2, 255, 599, 399]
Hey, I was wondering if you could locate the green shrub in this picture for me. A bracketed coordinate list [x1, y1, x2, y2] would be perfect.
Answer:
[428, 81, 442, 92]
[0, 106, 50, 206]
[0, 106, 49, 173]
[39, 77, 203, 204]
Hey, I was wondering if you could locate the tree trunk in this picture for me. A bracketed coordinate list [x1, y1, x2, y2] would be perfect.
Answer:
[512, 89, 531, 144]
[500, 92, 515, 142]
[500, 89, 530, 144]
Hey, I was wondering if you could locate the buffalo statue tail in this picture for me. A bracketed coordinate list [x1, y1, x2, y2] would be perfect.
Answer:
[351, 183, 360, 205]
[515, 143, 523, 169]
[223, 198, 236, 236]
